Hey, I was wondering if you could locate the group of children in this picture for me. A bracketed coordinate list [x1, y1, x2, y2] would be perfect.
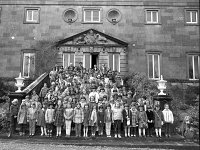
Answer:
[9, 63, 174, 138]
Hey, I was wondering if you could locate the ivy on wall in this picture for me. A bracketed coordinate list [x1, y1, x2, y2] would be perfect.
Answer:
[31, 40, 58, 77]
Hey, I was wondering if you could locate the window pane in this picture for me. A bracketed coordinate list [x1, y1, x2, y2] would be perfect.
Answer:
[154, 55, 159, 78]
[29, 54, 35, 78]
[70, 53, 75, 66]
[146, 11, 151, 22]
[188, 56, 193, 79]
[85, 10, 91, 22]
[27, 10, 33, 21]
[191, 11, 197, 22]
[109, 53, 113, 71]
[33, 10, 39, 22]
[194, 56, 199, 79]
[152, 11, 158, 22]
[23, 54, 29, 77]
[114, 54, 119, 72]
[93, 10, 100, 22]
[148, 55, 153, 78]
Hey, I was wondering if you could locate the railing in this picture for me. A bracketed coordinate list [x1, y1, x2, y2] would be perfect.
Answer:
[22, 72, 50, 95]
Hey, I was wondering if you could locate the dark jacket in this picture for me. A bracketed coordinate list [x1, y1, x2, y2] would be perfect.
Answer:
[122, 109, 132, 126]
[10, 104, 19, 116]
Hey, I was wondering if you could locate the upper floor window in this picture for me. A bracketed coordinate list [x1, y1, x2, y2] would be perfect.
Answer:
[185, 10, 198, 24]
[22, 53, 36, 78]
[24, 8, 40, 23]
[0, 7, 2, 23]
[83, 8, 102, 23]
[188, 55, 199, 80]
[108, 53, 120, 72]
[145, 9, 160, 24]
[147, 54, 160, 79]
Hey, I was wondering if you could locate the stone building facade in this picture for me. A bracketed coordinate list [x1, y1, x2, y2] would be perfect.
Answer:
[0, 0, 199, 81]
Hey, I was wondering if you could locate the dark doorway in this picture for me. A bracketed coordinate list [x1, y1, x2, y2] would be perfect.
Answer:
[91, 53, 99, 68]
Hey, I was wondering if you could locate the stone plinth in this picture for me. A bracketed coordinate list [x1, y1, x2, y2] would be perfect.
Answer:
[153, 95, 173, 110]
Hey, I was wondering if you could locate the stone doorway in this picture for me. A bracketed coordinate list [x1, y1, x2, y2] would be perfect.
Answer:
[91, 53, 99, 68]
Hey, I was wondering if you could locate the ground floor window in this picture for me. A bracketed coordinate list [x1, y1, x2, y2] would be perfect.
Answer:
[147, 54, 160, 79]
[108, 53, 120, 72]
[22, 53, 35, 78]
[63, 53, 75, 68]
[188, 55, 199, 80]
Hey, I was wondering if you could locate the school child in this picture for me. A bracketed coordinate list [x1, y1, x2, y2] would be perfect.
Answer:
[130, 104, 138, 137]
[17, 103, 27, 136]
[90, 104, 98, 137]
[83, 104, 90, 137]
[122, 104, 132, 137]
[97, 106, 104, 136]
[137, 105, 148, 137]
[27, 103, 37, 137]
[112, 102, 123, 138]
[80, 96, 87, 108]
[104, 104, 112, 137]
[36, 103, 46, 136]
[146, 106, 154, 137]
[89, 96, 96, 110]
[64, 102, 74, 137]
[54, 100, 64, 137]
[8, 99, 19, 137]
[73, 103, 84, 137]
[39, 83, 49, 104]
[45, 103, 55, 137]
[162, 103, 174, 137]
[154, 105, 164, 138]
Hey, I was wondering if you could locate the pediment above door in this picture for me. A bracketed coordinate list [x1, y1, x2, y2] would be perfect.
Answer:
[56, 28, 128, 47]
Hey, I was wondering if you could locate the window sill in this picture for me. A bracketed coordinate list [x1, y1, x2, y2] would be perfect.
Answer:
[148, 78, 160, 81]
[81, 22, 103, 24]
[189, 79, 199, 81]
[23, 21, 40, 24]
[185, 23, 199, 26]
[145, 23, 161, 25]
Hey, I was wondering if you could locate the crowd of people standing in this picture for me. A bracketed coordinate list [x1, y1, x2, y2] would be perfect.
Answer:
[8, 62, 174, 139]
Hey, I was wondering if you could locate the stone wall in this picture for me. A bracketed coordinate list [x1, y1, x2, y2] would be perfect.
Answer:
[0, 0, 199, 80]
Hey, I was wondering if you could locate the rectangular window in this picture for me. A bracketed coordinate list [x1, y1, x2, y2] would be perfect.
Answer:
[83, 8, 101, 23]
[24, 8, 40, 23]
[63, 53, 75, 68]
[147, 54, 160, 79]
[0, 7, 1, 23]
[188, 55, 199, 80]
[23, 53, 35, 78]
[146, 10, 159, 24]
[108, 53, 120, 72]
[185, 10, 198, 24]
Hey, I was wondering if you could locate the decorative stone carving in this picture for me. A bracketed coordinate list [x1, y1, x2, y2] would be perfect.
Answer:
[74, 30, 110, 45]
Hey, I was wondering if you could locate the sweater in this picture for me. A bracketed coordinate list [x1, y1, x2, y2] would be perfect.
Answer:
[112, 107, 123, 121]
[162, 109, 174, 123]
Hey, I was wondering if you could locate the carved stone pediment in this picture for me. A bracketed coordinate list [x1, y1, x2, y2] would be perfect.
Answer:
[57, 29, 128, 46]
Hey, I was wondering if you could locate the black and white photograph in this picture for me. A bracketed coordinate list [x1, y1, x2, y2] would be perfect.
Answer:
[0, 0, 199, 150]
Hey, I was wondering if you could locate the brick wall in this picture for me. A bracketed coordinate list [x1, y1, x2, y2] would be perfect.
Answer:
[0, 0, 199, 80]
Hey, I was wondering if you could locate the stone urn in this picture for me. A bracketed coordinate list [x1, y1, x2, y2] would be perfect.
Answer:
[15, 72, 25, 92]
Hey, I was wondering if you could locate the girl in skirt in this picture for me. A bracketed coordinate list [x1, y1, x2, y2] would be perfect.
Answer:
[54, 100, 64, 137]
[130, 104, 138, 137]
[36, 103, 46, 136]
[83, 104, 90, 137]
[17, 103, 27, 136]
[64, 102, 74, 137]
[122, 104, 132, 137]
[137, 105, 148, 137]
[90, 104, 98, 137]
[45, 103, 55, 137]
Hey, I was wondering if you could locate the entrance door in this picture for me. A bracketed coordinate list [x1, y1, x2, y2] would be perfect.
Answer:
[91, 53, 99, 69]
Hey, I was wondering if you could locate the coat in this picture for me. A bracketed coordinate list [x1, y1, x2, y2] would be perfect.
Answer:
[137, 111, 148, 129]
[10, 104, 19, 117]
[122, 109, 132, 127]
[104, 109, 112, 123]
[36, 109, 45, 126]
[17, 108, 27, 124]
[73, 107, 84, 124]
[146, 110, 154, 128]
[97, 111, 104, 127]
[130, 109, 138, 127]
[83, 109, 90, 127]
[154, 110, 164, 128]
[54, 106, 64, 126]
[64, 108, 74, 120]
[45, 108, 55, 123]
[27, 107, 37, 120]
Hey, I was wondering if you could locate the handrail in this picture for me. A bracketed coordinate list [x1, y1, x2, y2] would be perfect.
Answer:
[22, 73, 49, 94]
